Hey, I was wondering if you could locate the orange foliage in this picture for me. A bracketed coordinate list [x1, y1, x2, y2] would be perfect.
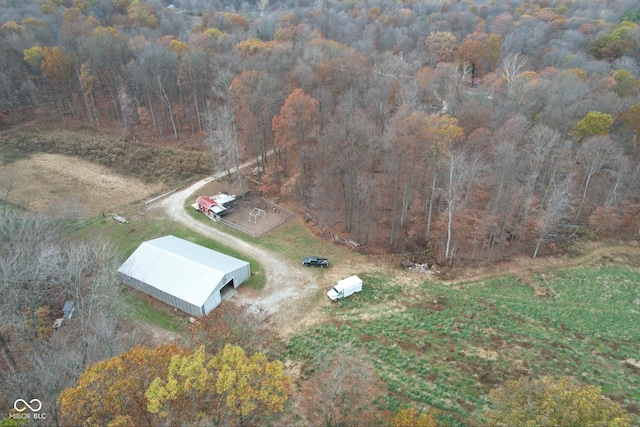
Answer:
[234, 38, 274, 56]
[299, 348, 385, 426]
[41, 46, 74, 86]
[189, 301, 281, 356]
[272, 88, 320, 149]
[58, 344, 187, 427]
[393, 407, 440, 427]
[456, 39, 490, 77]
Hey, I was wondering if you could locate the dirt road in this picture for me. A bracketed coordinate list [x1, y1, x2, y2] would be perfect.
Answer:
[156, 175, 320, 337]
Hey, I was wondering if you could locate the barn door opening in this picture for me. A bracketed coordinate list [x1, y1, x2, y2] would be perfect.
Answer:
[220, 279, 235, 301]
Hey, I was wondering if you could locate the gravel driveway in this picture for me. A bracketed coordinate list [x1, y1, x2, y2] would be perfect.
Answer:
[156, 175, 321, 337]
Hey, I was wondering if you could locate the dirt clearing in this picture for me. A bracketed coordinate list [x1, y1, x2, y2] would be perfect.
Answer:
[0, 153, 165, 215]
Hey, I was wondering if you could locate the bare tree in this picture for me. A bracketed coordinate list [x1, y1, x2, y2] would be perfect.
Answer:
[575, 136, 620, 222]
[157, 75, 179, 140]
[0, 210, 135, 427]
[257, 0, 269, 13]
[445, 149, 469, 264]
[118, 85, 136, 147]
[533, 175, 574, 258]
[500, 53, 527, 86]
[214, 104, 245, 197]
[57, 240, 124, 366]
[519, 124, 563, 239]
[0, 210, 63, 352]
[202, 101, 228, 175]
[300, 343, 383, 426]
[486, 121, 524, 260]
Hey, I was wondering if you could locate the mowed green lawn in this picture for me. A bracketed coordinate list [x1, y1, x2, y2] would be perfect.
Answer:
[287, 266, 640, 425]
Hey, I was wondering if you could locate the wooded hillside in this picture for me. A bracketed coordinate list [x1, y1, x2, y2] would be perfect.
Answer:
[1, 0, 640, 263]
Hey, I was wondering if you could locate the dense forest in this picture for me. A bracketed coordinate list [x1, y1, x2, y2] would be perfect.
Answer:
[1, 0, 640, 264]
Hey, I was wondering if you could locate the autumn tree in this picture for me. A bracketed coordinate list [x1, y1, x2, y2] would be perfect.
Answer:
[442, 148, 475, 263]
[0, 20, 39, 110]
[384, 108, 418, 248]
[586, 21, 635, 61]
[618, 103, 640, 152]
[123, 44, 179, 139]
[380, 107, 465, 250]
[40, 46, 77, 115]
[570, 111, 614, 142]
[484, 376, 633, 426]
[486, 33, 503, 70]
[272, 88, 320, 179]
[230, 70, 284, 171]
[425, 31, 457, 65]
[456, 38, 489, 83]
[146, 344, 291, 426]
[588, 149, 632, 235]
[393, 407, 440, 427]
[415, 66, 444, 113]
[58, 344, 188, 427]
[229, 70, 267, 167]
[485, 116, 528, 259]
[127, 0, 159, 29]
[423, 115, 465, 243]
[322, 94, 379, 240]
[82, 26, 131, 128]
[612, 69, 639, 98]
[178, 49, 214, 133]
[189, 302, 281, 357]
[300, 344, 384, 426]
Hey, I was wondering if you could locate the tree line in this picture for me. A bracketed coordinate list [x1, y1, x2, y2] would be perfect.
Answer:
[1, 0, 640, 262]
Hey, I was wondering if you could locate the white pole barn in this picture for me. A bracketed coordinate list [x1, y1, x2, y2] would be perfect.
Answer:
[118, 235, 250, 317]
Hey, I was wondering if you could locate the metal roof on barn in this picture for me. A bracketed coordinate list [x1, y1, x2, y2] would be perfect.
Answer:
[118, 235, 249, 308]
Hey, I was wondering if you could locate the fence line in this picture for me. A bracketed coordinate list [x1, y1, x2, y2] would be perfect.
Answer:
[261, 197, 294, 216]
[215, 198, 294, 238]
[261, 197, 294, 230]
[218, 217, 259, 238]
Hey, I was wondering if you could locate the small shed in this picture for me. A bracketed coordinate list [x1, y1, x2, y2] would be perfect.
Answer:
[63, 301, 76, 319]
[118, 236, 251, 317]
[196, 196, 225, 218]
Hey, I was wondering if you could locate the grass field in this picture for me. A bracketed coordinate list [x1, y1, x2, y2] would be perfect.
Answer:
[122, 291, 185, 332]
[286, 266, 640, 425]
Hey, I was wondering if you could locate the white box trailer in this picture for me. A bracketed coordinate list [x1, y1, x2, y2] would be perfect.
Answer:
[327, 275, 363, 301]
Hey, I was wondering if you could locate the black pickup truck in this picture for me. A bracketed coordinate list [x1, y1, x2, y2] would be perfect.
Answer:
[302, 256, 329, 268]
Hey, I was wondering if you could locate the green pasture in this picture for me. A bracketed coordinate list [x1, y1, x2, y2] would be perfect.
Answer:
[122, 291, 184, 332]
[287, 266, 640, 425]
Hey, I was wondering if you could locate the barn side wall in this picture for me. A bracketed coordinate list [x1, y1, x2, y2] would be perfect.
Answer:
[223, 263, 251, 290]
[202, 287, 223, 316]
[119, 272, 202, 317]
